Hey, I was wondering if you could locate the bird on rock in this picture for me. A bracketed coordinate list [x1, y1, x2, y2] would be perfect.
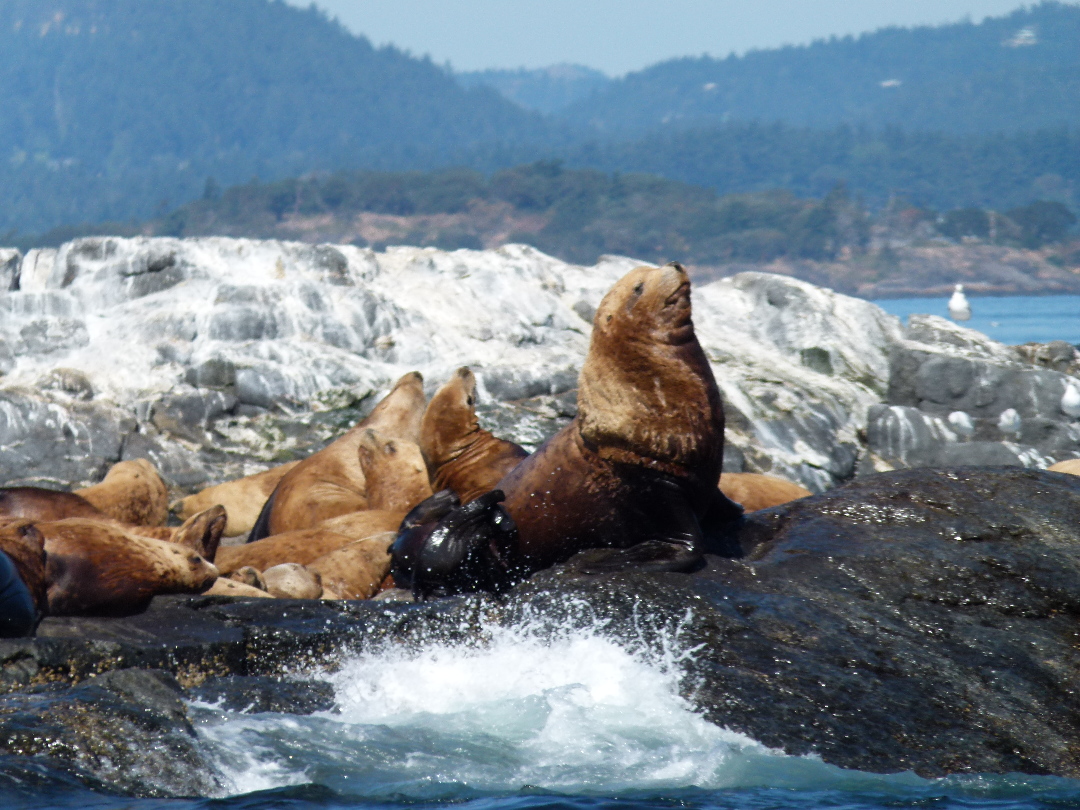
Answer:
[948, 284, 971, 322]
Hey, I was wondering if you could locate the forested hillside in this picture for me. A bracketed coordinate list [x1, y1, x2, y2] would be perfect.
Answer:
[558, 2, 1080, 137]
[0, 0, 550, 235]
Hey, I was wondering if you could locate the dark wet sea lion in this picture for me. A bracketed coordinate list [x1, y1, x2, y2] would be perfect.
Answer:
[76, 459, 169, 527]
[39, 519, 219, 616]
[394, 263, 743, 596]
[248, 372, 426, 541]
[420, 367, 529, 503]
[0, 520, 48, 636]
[0, 487, 105, 523]
[719, 473, 812, 512]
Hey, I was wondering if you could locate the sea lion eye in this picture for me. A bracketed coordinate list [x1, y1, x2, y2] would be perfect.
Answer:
[633, 282, 644, 296]
[466, 396, 474, 407]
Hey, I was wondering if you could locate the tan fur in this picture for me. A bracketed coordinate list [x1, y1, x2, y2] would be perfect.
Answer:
[0, 520, 48, 616]
[420, 368, 529, 502]
[178, 462, 300, 537]
[1049, 459, 1080, 476]
[719, 473, 811, 512]
[76, 459, 169, 527]
[206, 578, 274, 598]
[262, 372, 426, 535]
[263, 563, 323, 599]
[116, 505, 227, 560]
[307, 532, 395, 600]
[215, 510, 403, 574]
[358, 430, 433, 512]
[39, 518, 218, 616]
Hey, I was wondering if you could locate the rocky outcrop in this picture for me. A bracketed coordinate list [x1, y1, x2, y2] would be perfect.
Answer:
[4, 467, 1080, 794]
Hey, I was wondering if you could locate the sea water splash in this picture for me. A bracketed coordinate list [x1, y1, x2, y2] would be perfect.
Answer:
[189, 606, 1076, 806]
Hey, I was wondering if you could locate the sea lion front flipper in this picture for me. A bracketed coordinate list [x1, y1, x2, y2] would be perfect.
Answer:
[579, 469, 706, 576]
[699, 489, 745, 558]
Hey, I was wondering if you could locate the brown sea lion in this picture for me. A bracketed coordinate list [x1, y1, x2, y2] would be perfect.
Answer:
[249, 372, 426, 540]
[40, 519, 218, 616]
[205, 577, 274, 598]
[358, 429, 433, 512]
[0, 519, 49, 634]
[262, 563, 323, 599]
[421, 368, 529, 503]
[307, 532, 396, 600]
[177, 461, 300, 537]
[393, 263, 743, 597]
[76, 459, 169, 527]
[109, 505, 227, 560]
[0, 487, 104, 523]
[216, 510, 403, 574]
[719, 473, 811, 512]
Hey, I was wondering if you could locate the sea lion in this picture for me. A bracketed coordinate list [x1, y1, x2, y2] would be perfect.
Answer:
[216, 510, 403, 574]
[357, 429, 433, 512]
[76, 459, 169, 527]
[40, 519, 219, 616]
[719, 473, 811, 512]
[1049, 459, 1080, 476]
[177, 461, 300, 537]
[262, 563, 323, 599]
[0, 487, 104, 523]
[248, 372, 426, 541]
[393, 263, 743, 596]
[307, 532, 396, 600]
[205, 577, 274, 598]
[103, 505, 227, 559]
[0, 520, 48, 636]
[420, 368, 529, 503]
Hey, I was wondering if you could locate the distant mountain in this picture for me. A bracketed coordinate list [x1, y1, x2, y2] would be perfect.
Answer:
[0, 0, 552, 234]
[559, 2, 1080, 137]
[456, 64, 610, 115]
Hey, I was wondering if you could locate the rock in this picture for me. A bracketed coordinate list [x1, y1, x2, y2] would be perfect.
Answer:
[0, 668, 220, 797]
[149, 389, 237, 442]
[187, 674, 335, 714]
[0, 249, 20, 292]
[262, 563, 323, 599]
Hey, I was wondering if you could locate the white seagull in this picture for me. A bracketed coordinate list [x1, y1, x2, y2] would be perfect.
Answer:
[948, 410, 975, 439]
[1061, 382, 1080, 419]
[948, 284, 971, 322]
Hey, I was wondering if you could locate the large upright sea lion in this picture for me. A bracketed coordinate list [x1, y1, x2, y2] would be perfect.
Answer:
[394, 263, 743, 597]
[248, 372, 426, 540]
[76, 459, 169, 527]
[40, 519, 219, 616]
[420, 368, 529, 503]
[177, 461, 300, 537]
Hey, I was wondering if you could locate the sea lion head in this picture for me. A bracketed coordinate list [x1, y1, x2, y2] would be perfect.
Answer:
[578, 262, 724, 478]
[358, 429, 434, 512]
[0, 519, 48, 616]
[363, 371, 427, 443]
[420, 367, 479, 470]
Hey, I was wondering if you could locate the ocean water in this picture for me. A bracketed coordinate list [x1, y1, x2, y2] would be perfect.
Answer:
[3, 610, 1079, 810]
[872, 294, 1080, 346]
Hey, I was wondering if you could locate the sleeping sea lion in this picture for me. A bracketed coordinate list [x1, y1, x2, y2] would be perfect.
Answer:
[719, 473, 811, 512]
[177, 461, 300, 537]
[216, 510, 404, 574]
[393, 262, 743, 597]
[0, 520, 48, 636]
[420, 368, 529, 503]
[307, 531, 396, 599]
[76, 459, 169, 527]
[0, 487, 104, 523]
[40, 519, 219, 616]
[248, 372, 426, 541]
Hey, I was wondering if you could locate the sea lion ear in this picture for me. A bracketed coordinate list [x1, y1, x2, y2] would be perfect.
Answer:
[18, 524, 45, 550]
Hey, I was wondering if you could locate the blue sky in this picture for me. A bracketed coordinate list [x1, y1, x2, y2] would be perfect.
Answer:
[292, 0, 1039, 75]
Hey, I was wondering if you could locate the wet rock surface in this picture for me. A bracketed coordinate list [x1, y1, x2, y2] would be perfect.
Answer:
[3, 467, 1080, 793]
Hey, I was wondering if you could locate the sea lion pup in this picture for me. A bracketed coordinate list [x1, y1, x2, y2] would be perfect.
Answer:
[216, 510, 404, 574]
[719, 473, 812, 512]
[393, 263, 743, 597]
[0, 487, 105, 523]
[39, 519, 219, 616]
[420, 368, 529, 503]
[357, 429, 434, 512]
[0, 520, 48, 637]
[177, 461, 300, 538]
[75, 459, 169, 527]
[248, 372, 427, 541]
